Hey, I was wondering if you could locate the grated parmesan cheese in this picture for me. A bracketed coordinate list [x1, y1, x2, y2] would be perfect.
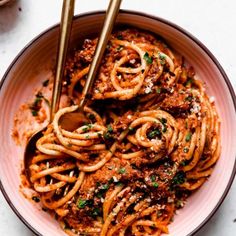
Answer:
[209, 96, 215, 103]
[190, 103, 201, 113]
[130, 59, 136, 64]
[127, 115, 132, 119]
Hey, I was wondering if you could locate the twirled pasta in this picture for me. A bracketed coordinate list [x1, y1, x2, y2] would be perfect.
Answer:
[19, 28, 221, 236]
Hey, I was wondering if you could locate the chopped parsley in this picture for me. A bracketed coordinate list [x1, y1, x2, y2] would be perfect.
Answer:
[118, 167, 126, 174]
[172, 171, 186, 185]
[131, 164, 137, 169]
[160, 118, 167, 124]
[180, 160, 187, 166]
[184, 78, 193, 87]
[183, 147, 189, 153]
[31, 110, 38, 116]
[104, 124, 114, 140]
[160, 118, 167, 132]
[115, 182, 123, 186]
[148, 129, 161, 139]
[185, 121, 188, 129]
[128, 126, 134, 131]
[156, 87, 162, 94]
[116, 45, 123, 51]
[100, 184, 109, 190]
[88, 113, 95, 120]
[82, 126, 89, 132]
[143, 52, 153, 65]
[117, 35, 123, 40]
[89, 207, 102, 218]
[108, 177, 114, 184]
[162, 125, 167, 133]
[82, 124, 92, 132]
[103, 132, 112, 140]
[42, 79, 49, 87]
[175, 199, 184, 208]
[77, 199, 87, 209]
[107, 124, 113, 133]
[169, 71, 176, 77]
[185, 95, 193, 102]
[158, 53, 166, 65]
[150, 175, 156, 182]
[95, 182, 111, 198]
[32, 196, 40, 202]
[29, 92, 44, 116]
[77, 198, 93, 209]
[185, 132, 192, 142]
[153, 182, 159, 188]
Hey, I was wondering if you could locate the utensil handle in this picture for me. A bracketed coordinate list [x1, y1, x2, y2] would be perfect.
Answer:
[79, 0, 122, 108]
[50, 0, 75, 121]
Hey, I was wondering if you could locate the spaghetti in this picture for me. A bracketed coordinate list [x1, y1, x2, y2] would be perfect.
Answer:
[20, 28, 220, 235]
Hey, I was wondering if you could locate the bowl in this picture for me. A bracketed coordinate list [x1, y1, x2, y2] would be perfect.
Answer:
[0, 10, 236, 236]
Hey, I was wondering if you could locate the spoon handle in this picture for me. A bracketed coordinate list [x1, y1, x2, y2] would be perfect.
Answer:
[50, 0, 75, 121]
[79, 0, 122, 108]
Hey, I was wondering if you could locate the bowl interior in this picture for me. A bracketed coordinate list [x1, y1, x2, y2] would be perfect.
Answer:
[0, 11, 235, 236]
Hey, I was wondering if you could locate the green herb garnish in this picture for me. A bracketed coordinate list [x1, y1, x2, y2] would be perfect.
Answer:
[148, 129, 161, 139]
[158, 53, 166, 65]
[175, 200, 184, 208]
[185, 132, 192, 142]
[156, 88, 162, 94]
[150, 175, 156, 182]
[88, 113, 95, 120]
[153, 182, 159, 188]
[104, 132, 112, 140]
[143, 52, 153, 65]
[180, 160, 187, 166]
[42, 79, 49, 87]
[32, 196, 40, 202]
[117, 45, 123, 51]
[118, 167, 126, 174]
[160, 118, 167, 124]
[185, 121, 188, 129]
[89, 207, 102, 217]
[128, 126, 134, 131]
[31, 110, 38, 116]
[172, 171, 186, 185]
[183, 147, 189, 153]
[77, 199, 87, 209]
[185, 95, 193, 102]
[100, 184, 109, 190]
[107, 124, 113, 133]
[117, 35, 123, 40]
[185, 78, 193, 87]
[82, 126, 89, 132]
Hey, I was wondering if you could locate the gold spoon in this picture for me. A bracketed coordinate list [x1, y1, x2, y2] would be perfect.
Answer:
[24, 0, 75, 181]
[24, 0, 122, 182]
[59, 0, 122, 131]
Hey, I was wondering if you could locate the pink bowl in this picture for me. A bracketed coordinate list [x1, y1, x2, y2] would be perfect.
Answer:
[0, 11, 236, 236]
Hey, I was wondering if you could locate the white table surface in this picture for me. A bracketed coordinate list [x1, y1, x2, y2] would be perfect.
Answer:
[0, 0, 236, 235]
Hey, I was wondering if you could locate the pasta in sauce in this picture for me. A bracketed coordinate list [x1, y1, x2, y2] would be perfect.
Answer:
[15, 28, 220, 236]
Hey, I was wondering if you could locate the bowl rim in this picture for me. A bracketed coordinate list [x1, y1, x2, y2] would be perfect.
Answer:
[0, 9, 236, 236]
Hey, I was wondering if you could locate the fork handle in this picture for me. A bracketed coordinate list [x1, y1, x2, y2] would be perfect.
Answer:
[50, 0, 75, 121]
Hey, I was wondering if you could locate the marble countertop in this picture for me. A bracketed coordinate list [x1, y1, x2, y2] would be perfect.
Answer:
[0, 0, 236, 235]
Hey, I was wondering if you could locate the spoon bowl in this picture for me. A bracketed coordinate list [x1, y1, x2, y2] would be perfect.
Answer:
[23, 127, 45, 183]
